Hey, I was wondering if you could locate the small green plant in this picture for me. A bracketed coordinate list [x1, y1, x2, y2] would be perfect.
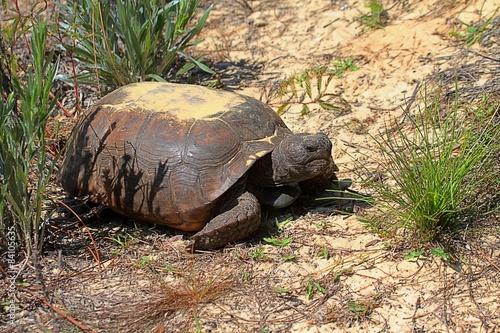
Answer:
[305, 278, 326, 300]
[316, 220, 329, 231]
[0, 20, 59, 254]
[0, 301, 12, 307]
[263, 236, 292, 247]
[450, 10, 498, 47]
[431, 246, 453, 260]
[16, 281, 30, 288]
[106, 233, 139, 249]
[251, 247, 268, 261]
[60, 328, 82, 333]
[281, 254, 296, 262]
[60, 0, 214, 88]
[356, 85, 500, 243]
[404, 248, 424, 260]
[358, 0, 388, 31]
[328, 57, 360, 77]
[275, 217, 293, 232]
[163, 262, 176, 274]
[265, 61, 356, 115]
[347, 300, 368, 319]
[137, 256, 154, 268]
[347, 293, 382, 321]
[242, 270, 251, 281]
[318, 245, 330, 259]
[275, 286, 291, 294]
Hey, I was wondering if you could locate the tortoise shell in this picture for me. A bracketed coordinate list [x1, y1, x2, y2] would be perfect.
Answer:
[59, 82, 292, 232]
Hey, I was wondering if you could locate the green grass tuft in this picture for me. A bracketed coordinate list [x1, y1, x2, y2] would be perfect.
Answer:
[357, 84, 499, 243]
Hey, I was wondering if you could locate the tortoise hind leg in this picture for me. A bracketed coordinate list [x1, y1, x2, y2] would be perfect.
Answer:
[189, 191, 261, 250]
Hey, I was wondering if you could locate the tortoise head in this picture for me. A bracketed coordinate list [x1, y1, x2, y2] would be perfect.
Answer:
[271, 133, 336, 184]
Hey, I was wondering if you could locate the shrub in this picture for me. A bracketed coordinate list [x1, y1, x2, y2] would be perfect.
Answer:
[0, 20, 59, 253]
[60, 0, 214, 89]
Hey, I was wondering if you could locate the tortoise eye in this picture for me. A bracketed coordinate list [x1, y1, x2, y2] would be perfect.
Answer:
[305, 145, 317, 152]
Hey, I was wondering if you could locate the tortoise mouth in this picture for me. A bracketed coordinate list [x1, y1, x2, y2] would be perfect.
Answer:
[309, 159, 329, 166]
[307, 158, 334, 174]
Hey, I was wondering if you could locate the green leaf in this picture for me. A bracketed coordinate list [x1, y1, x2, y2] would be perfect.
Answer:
[304, 75, 312, 99]
[275, 217, 293, 231]
[301, 104, 310, 115]
[16, 281, 30, 287]
[263, 237, 292, 247]
[177, 51, 215, 74]
[275, 287, 291, 294]
[175, 61, 197, 76]
[404, 249, 424, 260]
[163, 262, 175, 273]
[316, 73, 323, 94]
[305, 278, 326, 299]
[276, 103, 290, 115]
[317, 99, 338, 111]
[348, 300, 367, 314]
[431, 246, 452, 260]
[314, 282, 326, 293]
[145, 74, 167, 82]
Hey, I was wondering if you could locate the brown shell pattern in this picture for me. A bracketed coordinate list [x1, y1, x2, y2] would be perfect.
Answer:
[59, 82, 292, 231]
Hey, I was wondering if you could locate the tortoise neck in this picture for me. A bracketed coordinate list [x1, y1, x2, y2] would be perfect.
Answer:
[247, 153, 282, 186]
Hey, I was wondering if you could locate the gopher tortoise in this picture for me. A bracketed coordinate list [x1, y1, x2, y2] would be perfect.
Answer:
[59, 82, 340, 249]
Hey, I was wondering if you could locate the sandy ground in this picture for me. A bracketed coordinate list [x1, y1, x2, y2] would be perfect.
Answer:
[1, 0, 500, 332]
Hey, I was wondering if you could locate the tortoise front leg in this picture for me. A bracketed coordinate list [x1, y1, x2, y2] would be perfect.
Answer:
[189, 191, 261, 250]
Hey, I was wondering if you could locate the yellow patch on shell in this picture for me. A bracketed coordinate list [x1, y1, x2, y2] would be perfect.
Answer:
[245, 150, 270, 166]
[101, 82, 248, 120]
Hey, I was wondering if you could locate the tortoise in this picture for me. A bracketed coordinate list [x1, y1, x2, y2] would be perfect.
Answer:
[59, 82, 340, 249]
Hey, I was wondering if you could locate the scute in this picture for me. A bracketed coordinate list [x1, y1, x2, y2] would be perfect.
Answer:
[59, 82, 292, 231]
